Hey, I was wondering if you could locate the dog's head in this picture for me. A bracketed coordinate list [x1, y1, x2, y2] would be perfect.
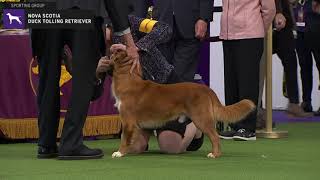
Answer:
[110, 44, 131, 66]
[111, 50, 131, 66]
[6, 13, 10, 16]
[110, 44, 142, 77]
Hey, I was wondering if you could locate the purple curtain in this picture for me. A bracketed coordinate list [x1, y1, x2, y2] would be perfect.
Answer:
[0, 35, 118, 119]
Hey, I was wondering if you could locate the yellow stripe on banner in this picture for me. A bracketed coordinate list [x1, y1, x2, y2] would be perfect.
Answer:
[0, 115, 121, 139]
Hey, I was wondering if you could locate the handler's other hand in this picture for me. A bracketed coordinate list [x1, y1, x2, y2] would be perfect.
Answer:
[126, 44, 141, 74]
[96, 56, 112, 78]
[195, 19, 208, 41]
[110, 44, 127, 53]
[274, 13, 286, 31]
[312, 0, 320, 14]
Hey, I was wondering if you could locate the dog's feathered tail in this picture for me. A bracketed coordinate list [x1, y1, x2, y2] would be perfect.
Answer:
[209, 91, 256, 123]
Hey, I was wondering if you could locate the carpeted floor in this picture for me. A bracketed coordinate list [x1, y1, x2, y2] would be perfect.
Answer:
[0, 122, 319, 180]
[273, 110, 320, 123]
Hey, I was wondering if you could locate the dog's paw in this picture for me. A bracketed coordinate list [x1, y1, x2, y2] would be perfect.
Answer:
[112, 151, 124, 158]
[207, 153, 216, 159]
[207, 152, 221, 159]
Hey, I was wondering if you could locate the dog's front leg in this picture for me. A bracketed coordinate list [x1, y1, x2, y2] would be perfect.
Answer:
[112, 121, 138, 158]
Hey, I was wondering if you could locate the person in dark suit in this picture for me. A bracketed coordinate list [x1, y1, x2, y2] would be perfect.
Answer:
[296, 0, 320, 115]
[273, 0, 312, 117]
[129, 0, 152, 18]
[32, 0, 139, 160]
[153, 0, 213, 82]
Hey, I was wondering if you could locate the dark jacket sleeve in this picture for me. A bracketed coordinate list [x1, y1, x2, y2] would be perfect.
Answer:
[275, 0, 283, 14]
[274, 0, 295, 29]
[131, 16, 173, 52]
[104, 0, 130, 32]
[100, 1, 111, 26]
[130, 0, 152, 17]
[200, 0, 214, 22]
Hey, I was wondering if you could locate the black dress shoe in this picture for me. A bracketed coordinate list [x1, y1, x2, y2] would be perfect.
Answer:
[37, 146, 58, 159]
[58, 145, 104, 160]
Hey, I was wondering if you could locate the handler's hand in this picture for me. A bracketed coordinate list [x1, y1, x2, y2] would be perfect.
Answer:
[312, 0, 320, 14]
[96, 56, 112, 78]
[126, 45, 141, 74]
[110, 43, 141, 74]
[110, 44, 127, 53]
[195, 19, 208, 40]
[122, 33, 141, 74]
[274, 13, 286, 31]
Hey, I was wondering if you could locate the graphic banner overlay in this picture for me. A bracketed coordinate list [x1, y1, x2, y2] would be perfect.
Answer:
[2, 1, 56, 9]
[1, 2, 94, 29]
[25, 10, 94, 29]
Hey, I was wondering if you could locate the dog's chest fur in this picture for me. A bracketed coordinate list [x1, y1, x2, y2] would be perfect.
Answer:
[111, 82, 121, 111]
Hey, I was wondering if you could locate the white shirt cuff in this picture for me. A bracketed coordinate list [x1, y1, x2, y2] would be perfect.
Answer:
[113, 28, 131, 36]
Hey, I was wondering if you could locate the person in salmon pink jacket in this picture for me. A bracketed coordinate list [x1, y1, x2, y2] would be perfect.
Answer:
[218, 0, 276, 141]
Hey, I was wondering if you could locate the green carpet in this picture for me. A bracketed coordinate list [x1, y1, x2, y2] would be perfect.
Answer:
[0, 123, 319, 180]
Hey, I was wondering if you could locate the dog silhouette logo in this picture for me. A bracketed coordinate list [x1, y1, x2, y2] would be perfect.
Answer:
[3, 9, 25, 29]
[6, 13, 23, 24]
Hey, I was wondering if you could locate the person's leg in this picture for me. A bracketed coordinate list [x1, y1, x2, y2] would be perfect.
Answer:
[297, 32, 313, 112]
[58, 26, 103, 158]
[223, 41, 239, 106]
[184, 123, 203, 151]
[232, 38, 263, 139]
[276, 29, 311, 117]
[276, 29, 299, 104]
[172, 38, 201, 82]
[219, 40, 240, 138]
[157, 131, 183, 154]
[186, 131, 204, 151]
[222, 40, 240, 133]
[157, 122, 201, 154]
[37, 30, 64, 158]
